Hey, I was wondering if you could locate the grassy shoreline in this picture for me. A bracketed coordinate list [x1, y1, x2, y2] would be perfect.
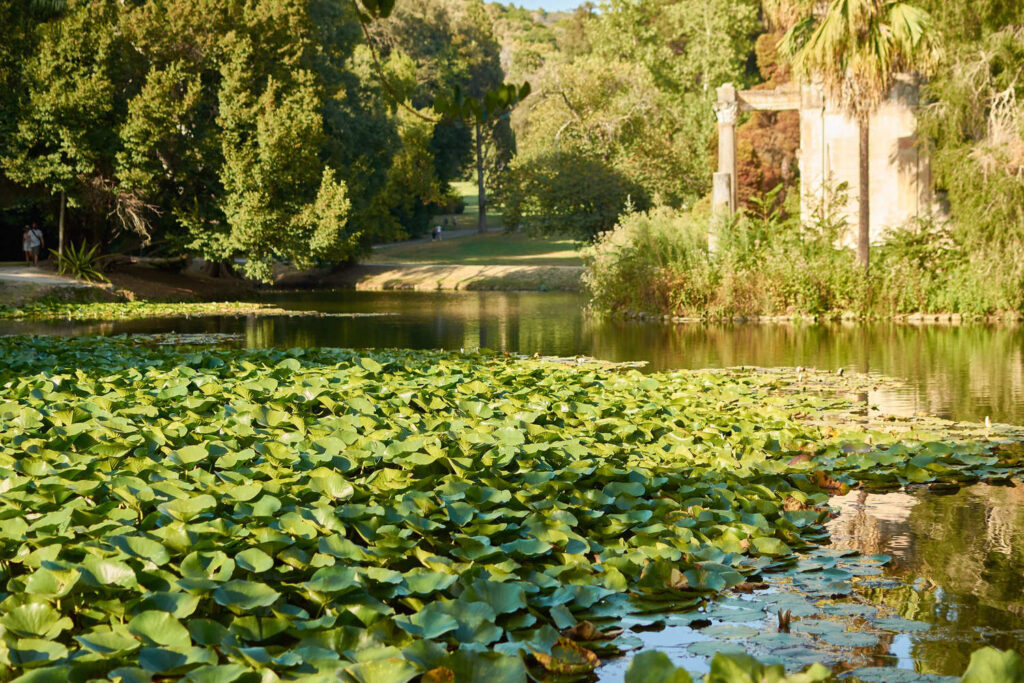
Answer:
[0, 301, 393, 321]
[619, 309, 1024, 325]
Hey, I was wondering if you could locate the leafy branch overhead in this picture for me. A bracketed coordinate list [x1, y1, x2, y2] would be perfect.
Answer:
[353, 0, 530, 127]
[434, 82, 533, 124]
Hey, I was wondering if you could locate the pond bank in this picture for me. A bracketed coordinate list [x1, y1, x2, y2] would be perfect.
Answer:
[625, 309, 1024, 325]
[0, 261, 256, 304]
[1, 261, 583, 305]
[302, 263, 584, 292]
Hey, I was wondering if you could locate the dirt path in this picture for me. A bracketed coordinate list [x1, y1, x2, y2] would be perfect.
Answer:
[0, 264, 100, 306]
[0, 262, 255, 305]
[0, 265, 92, 289]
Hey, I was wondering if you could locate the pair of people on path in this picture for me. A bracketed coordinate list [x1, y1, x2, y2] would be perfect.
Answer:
[22, 224, 45, 266]
[431, 217, 455, 241]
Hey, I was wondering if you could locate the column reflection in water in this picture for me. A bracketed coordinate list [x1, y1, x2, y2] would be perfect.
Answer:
[827, 484, 1024, 675]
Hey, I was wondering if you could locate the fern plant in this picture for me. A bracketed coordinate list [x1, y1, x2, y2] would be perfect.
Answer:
[51, 242, 109, 283]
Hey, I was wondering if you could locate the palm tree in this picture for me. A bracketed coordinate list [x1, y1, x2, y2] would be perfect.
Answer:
[780, 0, 937, 270]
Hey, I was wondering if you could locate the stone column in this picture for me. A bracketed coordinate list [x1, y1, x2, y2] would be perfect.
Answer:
[714, 83, 738, 214]
[709, 172, 731, 255]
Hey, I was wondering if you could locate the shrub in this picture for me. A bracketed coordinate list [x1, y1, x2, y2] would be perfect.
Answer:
[584, 199, 1024, 318]
[51, 242, 109, 283]
[582, 205, 716, 315]
[584, 187, 869, 318]
[496, 151, 649, 240]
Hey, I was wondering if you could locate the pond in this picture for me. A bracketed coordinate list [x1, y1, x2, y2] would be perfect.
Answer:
[595, 482, 1024, 681]
[1, 289, 1022, 678]
[4, 290, 1023, 425]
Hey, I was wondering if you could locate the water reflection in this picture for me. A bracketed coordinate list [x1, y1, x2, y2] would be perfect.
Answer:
[828, 484, 1024, 675]
[2, 290, 1023, 424]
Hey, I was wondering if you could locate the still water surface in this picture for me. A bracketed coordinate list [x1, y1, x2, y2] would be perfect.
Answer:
[5, 290, 1023, 425]
[3, 289, 1023, 676]
[597, 483, 1024, 680]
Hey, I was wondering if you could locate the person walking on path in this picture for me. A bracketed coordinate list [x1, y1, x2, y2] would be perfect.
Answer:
[23, 224, 45, 266]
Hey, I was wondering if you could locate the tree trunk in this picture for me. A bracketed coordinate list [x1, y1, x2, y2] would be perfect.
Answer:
[58, 190, 66, 258]
[857, 118, 870, 270]
[475, 121, 486, 234]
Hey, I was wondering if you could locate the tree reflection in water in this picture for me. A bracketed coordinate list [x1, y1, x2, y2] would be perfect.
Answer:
[827, 484, 1024, 675]
[2, 291, 1022, 424]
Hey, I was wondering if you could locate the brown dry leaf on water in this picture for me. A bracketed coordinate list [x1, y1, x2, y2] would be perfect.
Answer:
[534, 638, 601, 674]
[733, 581, 768, 593]
[782, 496, 808, 511]
[811, 470, 850, 494]
[422, 668, 455, 683]
[563, 620, 623, 641]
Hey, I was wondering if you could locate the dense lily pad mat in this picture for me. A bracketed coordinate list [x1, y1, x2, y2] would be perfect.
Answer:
[0, 301, 392, 321]
[0, 337, 1021, 681]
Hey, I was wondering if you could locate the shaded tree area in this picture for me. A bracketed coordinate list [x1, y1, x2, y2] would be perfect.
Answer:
[366, 0, 512, 234]
[0, 0, 517, 278]
[0, 0, 405, 280]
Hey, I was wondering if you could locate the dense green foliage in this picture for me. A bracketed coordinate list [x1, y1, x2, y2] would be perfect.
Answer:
[0, 0, 399, 280]
[497, 152, 648, 239]
[366, 0, 514, 237]
[0, 336, 1022, 679]
[917, 26, 1024, 254]
[0, 0, 527, 276]
[584, 198, 1024, 318]
[498, 0, 760, 220]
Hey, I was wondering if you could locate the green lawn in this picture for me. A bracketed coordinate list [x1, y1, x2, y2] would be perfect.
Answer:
[434, 180, 504, 231]
[369, 230, 583, 266]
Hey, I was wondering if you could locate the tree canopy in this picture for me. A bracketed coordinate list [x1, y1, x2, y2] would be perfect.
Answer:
[1, 0, 1022, 286]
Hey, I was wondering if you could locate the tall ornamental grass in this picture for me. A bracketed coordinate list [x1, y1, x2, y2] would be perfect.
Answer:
[583, 191, 1024, 319]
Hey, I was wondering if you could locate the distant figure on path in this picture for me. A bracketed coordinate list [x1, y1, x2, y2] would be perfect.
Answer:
[23, 223, 44, 266]
[432, 223, 442, 241]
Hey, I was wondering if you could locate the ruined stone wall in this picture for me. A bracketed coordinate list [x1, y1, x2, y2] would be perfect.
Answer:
[798, 78, 933, 245]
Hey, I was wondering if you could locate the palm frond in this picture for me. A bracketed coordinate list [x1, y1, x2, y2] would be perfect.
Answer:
[780, 0, 937, 118]
[28, 0, 68, 17]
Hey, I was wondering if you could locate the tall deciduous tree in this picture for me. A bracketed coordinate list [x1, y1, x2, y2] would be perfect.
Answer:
[2, 0, 400, 278]
[2, 0, 126, 256]
[370, 0, 508, 233]
[508, 0, 759, 209]
[781, 0, 937, 270]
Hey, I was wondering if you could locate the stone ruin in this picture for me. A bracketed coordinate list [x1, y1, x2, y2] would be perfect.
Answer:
[712, 78, 934, 247]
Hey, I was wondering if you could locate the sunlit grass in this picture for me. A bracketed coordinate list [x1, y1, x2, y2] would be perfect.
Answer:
[368, 230, 583, 266]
